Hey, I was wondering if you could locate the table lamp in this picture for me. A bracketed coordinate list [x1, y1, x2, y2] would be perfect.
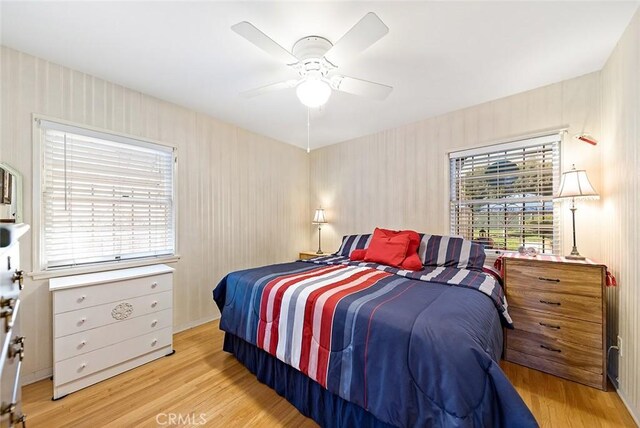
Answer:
[554, 165, 599, 260]
[312, 208, 327, 254]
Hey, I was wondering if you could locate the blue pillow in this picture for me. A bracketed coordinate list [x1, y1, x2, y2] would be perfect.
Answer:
[336, 234, 372, 257]
[418, 234, 486, 271]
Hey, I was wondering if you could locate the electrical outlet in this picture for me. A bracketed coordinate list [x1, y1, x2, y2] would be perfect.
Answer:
[617, 335, 623, 358]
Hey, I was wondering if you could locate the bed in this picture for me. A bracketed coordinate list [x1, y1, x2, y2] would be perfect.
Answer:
[213, 235, 537, 427]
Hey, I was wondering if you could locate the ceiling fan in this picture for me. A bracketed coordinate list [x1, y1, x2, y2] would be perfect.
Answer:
[232, 12, 393, 108]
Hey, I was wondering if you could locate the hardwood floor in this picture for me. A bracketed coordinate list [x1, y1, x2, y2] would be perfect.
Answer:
[23, 321, 636, 427]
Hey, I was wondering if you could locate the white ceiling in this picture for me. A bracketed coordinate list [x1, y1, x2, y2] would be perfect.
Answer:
[1, 1, 638, 149]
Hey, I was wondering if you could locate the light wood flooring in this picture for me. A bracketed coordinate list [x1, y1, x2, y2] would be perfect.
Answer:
[23, 321, 636, 427]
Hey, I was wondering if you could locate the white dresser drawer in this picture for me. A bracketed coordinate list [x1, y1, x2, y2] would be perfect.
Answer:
[55, 309, 172, 362]
[54, 327, 172, 385]
[53, 273, 172, 314]
[54, 291, 172, 338]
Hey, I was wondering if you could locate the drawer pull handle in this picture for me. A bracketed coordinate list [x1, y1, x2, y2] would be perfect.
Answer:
[11, 269, 25, 290]
[151, 301, 158, 308]
[80, 363, 87, 369]
[151, 320, 158, 327]
[80, 340, 86, 347]
[79, 317, 87, 324]
[8, 336, 25, 361]
[539, 300, 561, 306]
[0, 401, 26, 427]
[539, 322, 560, 330]
[151, 282, 158, 288]
[540, 344, 562, 353]
[538, 277, 560, 283]
[151, 339, 158, 346]
[0, 297, 16, 333]
[78, 295, 86, 302]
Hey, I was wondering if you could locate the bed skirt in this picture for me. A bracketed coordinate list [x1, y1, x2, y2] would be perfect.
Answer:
[223, 332, 396, 428]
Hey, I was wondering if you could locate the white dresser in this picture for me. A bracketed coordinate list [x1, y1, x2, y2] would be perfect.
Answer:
[49, 264, 174, 400]
[1, 224, 29, 428]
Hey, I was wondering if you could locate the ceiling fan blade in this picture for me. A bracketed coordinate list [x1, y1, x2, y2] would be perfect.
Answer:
[231, 21, 299, 65]
[240, 80, 299, 98]
[331, 75, 392, 100]
[324, 12, 389, 66]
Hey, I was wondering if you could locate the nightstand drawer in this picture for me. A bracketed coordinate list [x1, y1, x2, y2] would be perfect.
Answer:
[506, 329, 602, 374]
[506, 348, 605, 389]
[509, 307, 602, 349]
[507, 287, 601, 323]
[506, 261, 602, 297]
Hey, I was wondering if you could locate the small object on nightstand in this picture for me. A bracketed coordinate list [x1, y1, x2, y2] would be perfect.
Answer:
[517, 246, 538, 256]
[299, 251, 329, 260]
[503, 256, 607, 390]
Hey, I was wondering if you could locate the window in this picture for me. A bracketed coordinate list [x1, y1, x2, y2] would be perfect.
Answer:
[449, 134, 561, 254]
[37, 119, 175, 269]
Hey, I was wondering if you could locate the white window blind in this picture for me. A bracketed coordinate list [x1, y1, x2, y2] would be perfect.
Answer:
[449, 134, 561, 254]
[39, 120, 175, 269]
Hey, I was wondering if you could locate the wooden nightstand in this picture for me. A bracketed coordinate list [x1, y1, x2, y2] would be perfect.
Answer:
[503, 256, 607, 390]
[299, 251, 330, 260]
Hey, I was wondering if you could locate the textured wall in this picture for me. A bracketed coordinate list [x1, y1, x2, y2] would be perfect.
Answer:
[601, 8, 640, 423]
[0, 46, 310, 382]
[310, 73, 603, 262]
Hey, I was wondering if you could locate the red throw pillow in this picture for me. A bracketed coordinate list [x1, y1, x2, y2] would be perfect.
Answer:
[350, 248, 368, 261]
[377, 228, 422, 270]
[402, 253, 423, 271]
[364, 230, 411, 268]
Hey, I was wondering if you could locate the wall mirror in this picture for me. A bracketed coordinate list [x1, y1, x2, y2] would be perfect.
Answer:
[0, 162, 23, 224]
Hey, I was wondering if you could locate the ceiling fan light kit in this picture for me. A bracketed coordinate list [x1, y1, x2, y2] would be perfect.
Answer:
[296, 77, 332, 108]
[232, 12, 393, 108]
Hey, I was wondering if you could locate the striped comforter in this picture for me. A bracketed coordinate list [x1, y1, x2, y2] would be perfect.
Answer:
[303, 254, 512, 326]
[213, 258, 536, 427]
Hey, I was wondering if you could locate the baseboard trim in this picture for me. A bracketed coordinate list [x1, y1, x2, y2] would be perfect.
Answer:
[173, 314, 220, 333]
[617, 387, 640, 427]
[22, 367, 53, 386]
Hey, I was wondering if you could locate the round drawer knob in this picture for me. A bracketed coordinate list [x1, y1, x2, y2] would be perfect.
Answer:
[151, 339, 158, 346]
[79, 317, 86, 324]
[80, 340, 86, 347]
[151, 282, 158, 288]
[78, 295, 86, 302]
[151, 301, 158, 308]
[80, 363, 87, 369]
[151, 320, 158, 327]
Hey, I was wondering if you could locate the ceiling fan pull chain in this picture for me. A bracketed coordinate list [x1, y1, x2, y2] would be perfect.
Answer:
[307, 107, 311, 154]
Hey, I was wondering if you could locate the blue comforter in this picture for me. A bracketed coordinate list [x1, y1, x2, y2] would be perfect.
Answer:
[213, 258, 537, 427]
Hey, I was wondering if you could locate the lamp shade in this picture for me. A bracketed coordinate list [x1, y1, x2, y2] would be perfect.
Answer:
[312, 208, 327, 224]
[555, 165, 599, 200]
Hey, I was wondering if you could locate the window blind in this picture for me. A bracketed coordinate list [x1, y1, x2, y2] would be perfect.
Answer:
[39, 120, 175, 269]
[449, 134, 561, 254]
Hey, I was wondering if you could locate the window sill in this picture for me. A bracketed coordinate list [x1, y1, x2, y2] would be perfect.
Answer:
[28, 255, 181, 281]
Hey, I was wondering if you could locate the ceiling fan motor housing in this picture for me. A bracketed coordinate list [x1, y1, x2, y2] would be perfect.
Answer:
[292, 36, 335, 77]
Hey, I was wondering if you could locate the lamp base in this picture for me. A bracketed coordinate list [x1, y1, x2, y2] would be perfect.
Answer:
[566, 245, 586, 260]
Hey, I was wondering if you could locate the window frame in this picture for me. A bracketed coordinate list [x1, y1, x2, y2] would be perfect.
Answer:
[30, 114, 180, 279]
[447, 132, 563, 255]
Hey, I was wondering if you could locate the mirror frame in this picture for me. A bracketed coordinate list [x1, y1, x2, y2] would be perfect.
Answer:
[0, 162, 24, 224]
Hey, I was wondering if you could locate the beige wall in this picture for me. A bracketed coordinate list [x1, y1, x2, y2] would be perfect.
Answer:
[0, 46, 310, 382]
[601, 8, 640, 422]
[310, 73, 603, 261]
[2, 15, 639, 421]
